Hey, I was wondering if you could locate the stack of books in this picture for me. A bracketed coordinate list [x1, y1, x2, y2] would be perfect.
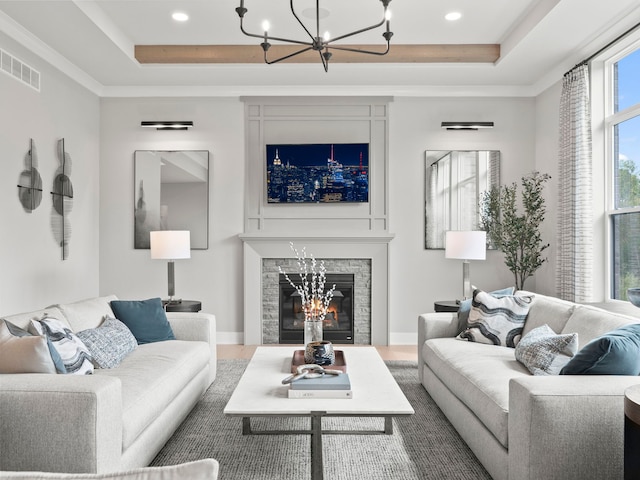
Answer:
[288, 373, 352, 399]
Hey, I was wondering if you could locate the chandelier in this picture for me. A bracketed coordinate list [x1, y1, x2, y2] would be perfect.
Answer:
[235, 0, 393, 72]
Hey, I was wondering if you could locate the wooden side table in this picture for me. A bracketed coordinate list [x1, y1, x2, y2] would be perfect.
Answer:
[625, 385, 640, 479]
[434, 300, 459, 313]
[163, 300, 202, 313]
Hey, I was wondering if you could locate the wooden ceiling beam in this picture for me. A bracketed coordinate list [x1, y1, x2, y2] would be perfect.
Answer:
[135, 44, 500, 64]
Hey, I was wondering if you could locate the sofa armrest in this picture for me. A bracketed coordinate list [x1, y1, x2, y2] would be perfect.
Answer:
[166, 312, 217, 385]
[417, 312, 458, 380]
[509, 376, 640, 480]
[0, 374, 122, 473]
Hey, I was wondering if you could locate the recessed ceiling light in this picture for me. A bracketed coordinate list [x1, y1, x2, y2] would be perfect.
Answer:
[172, 12, 189, 22]
[445, 11, 462, 21]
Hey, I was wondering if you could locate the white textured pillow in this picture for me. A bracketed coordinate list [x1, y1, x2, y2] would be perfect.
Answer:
[515, 324, 578, 375]
[457, 289, 533, 347]
[29, 316, 94, 375]
[0, 320, 57, 374]
[77, 316, 137, 369]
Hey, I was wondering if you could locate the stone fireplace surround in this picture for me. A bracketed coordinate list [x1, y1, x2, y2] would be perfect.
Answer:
[240, 235, 393, 345]
[263, 258, 370, 344]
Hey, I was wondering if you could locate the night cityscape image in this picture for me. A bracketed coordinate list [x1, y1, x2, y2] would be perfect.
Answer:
[266, 143, 369, 203]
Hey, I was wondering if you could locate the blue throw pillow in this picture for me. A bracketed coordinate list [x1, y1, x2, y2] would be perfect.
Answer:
[456, 286, 515, 334]
[560, 324, 640, 375]
[110, 298, 175, 345]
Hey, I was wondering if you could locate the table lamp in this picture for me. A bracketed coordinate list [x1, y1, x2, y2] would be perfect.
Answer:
[150, 230, 191, 303]
[445, 230, 487, 300]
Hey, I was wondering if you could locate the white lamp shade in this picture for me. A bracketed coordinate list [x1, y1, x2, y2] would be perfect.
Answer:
[445, 231, 487, 260]
[150, 231, 191, 259]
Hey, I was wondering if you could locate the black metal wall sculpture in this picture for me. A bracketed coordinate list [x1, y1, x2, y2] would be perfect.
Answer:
[17, 138, 43, 212]
[51, 138, 74, 260]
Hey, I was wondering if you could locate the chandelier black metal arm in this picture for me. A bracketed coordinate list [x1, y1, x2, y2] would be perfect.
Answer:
[235, 0, 393, 72]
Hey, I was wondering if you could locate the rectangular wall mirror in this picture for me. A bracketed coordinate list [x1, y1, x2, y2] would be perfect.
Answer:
[134, 150, 209, 249]
[425, 150, 500, 249]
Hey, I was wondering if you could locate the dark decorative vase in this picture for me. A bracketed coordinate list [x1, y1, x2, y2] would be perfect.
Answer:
[304, 340, 335, 366]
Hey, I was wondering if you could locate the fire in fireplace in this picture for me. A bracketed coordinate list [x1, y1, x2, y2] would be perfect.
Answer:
[278, 273, 355, 344]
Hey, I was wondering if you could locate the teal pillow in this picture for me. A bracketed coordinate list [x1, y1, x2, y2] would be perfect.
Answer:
[560, 324, 640, 375]
[456, 287, 515, 334]
[110, 298, 175, 345]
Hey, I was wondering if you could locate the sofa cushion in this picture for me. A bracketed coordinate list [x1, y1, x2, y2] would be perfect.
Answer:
[515, 324, 578, 375]
[1, 307, 67, 331]
[0, 320, 59, 374]
[29, 316, 94, 375]
[76, 317, 138, 369]
[520, 292, 576, 337]
[457, 286, 515, 334]
[422, 337, 530, 448]
[94, 339, 210, 450]
[561, 305, 640, 348]
[54, 295, 119, 332]
[560, 324, 640, 375]
[110, 298, 175, 345]
[458, 289, 533, 347]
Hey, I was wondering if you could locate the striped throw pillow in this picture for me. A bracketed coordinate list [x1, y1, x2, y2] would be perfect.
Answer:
[457, 289, 533, 347]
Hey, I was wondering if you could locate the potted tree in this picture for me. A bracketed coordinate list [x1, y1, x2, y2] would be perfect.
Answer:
[480, 171, 551, 290]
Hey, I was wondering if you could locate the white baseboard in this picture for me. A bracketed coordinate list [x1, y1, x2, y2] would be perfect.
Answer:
[389, 332, 418, 345]
[216, 332, 244, 344]
[217, 331, 417, 345]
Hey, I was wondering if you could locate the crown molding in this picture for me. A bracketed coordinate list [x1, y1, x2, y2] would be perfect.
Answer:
[100, 84, 537, 98]
[0, 10, 103, 95]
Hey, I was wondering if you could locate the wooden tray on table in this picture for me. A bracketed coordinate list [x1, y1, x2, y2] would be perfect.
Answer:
[291, 349, 347, 373]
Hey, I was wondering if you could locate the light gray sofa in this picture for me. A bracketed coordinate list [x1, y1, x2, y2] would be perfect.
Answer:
[0, 295, 217, 474]
[418, 292, 640, 480]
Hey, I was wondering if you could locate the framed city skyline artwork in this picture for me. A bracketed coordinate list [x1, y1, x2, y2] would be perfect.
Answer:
[266, 143, 369, 203]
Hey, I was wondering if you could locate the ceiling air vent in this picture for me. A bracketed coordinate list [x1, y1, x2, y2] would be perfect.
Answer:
[1, 48, 40, 92]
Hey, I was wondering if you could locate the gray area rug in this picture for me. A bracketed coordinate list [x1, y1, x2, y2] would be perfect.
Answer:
[151, 359, 492, 479]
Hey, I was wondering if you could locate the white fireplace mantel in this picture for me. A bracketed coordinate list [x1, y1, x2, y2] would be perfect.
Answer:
[240, 233, 394, 345]
[239, 97, 393, 345]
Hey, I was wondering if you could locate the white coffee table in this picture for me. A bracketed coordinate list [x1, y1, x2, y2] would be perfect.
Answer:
[224, 346, 414, 480]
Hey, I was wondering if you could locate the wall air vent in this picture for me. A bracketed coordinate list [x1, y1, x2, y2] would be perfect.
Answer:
[1, 48, 40, 92]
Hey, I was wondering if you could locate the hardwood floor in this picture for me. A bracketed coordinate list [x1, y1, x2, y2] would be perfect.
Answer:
[217, 344, 417, 362]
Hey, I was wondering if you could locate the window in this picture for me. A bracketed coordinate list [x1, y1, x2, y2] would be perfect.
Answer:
[606, 44, 640, 301]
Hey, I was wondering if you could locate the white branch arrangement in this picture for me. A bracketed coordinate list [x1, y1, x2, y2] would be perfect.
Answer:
[279, 242, 336, 323]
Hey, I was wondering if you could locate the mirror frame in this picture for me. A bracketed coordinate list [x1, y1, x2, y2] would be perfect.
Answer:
[134, 150, 209, 250]
[424, 150, 500, 249]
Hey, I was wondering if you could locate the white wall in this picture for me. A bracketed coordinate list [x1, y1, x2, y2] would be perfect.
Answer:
[534, 80, 562, 296]
[388, 97, 537, 342]
[99, 95, 539, 343]
[0, 33, 100, 315]
[99, 97, 245, 341]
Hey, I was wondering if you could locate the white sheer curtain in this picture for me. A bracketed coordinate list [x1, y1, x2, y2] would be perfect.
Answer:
[425, 158, 450, 249]
[557, 63, 593, 302]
